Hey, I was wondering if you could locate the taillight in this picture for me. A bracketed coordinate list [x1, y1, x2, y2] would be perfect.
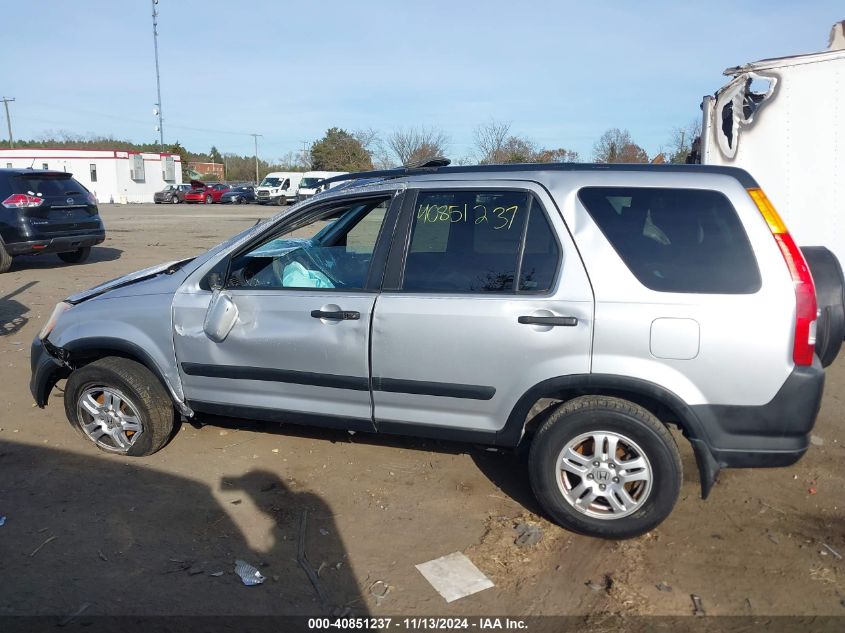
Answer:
[2, 193, 44, 209]
[748, 188, 817, 366]
[86, 192, 98, 205]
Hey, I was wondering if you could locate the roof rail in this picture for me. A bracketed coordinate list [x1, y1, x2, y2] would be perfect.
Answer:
[313, 157, 451, 189]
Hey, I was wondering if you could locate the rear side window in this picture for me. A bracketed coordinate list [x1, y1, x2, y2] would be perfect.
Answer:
[402, 190, 560, 293]
[578, 187, 760, 294]
[13, 175, 88, 197]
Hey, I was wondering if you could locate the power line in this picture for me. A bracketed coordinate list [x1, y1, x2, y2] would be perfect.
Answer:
[1, 97, 14, 148]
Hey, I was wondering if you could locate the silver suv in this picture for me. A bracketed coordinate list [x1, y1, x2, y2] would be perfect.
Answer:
[30, 162, 836, 538]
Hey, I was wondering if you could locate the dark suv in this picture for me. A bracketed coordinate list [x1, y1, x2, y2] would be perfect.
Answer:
[0, 169, 105, 273]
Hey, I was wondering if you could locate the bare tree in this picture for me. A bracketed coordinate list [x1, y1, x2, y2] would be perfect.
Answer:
[354, 128, 394, 169]
[388, 126, 449, 166]
[592, 128, 649, 163]
[534, 147, 580, 163]
[473, 119, 511, 163]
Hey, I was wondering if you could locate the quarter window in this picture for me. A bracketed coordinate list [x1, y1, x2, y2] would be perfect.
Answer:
[578, 187, 761, 294]
[402, 190, 559, 293]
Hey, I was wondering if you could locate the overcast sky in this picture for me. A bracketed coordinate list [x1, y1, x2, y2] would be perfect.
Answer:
[4, 1, 841, 161]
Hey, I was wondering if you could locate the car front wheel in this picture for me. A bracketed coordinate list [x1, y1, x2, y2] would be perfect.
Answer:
[64, 357, 176, 456]
[528, 395, 682, 539]
[205, 194, 213, 204]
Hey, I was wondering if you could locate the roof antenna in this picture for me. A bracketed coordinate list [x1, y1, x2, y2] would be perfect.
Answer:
[28, 155, 36, 169]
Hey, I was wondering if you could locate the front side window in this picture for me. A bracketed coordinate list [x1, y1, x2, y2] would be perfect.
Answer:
[402, 190, 560, 293]
[578, 187, 761, 293]
[228, 197, 390, 290]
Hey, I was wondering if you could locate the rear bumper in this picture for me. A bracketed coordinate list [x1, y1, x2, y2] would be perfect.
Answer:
[691, 359, 825, 479]
[30, 336, 68, 407]
[6, 231, 105, 256]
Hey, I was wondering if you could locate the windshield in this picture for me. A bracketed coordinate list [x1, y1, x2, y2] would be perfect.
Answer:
[260, 177, 282, 187]
[300, 178, 321, 188]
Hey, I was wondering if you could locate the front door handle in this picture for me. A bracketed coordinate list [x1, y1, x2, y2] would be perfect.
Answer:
[518, 315, 578, 327]
[311, 309, 360, 321]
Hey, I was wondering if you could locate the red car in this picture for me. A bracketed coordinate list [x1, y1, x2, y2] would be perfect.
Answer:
[184, 180, 231, 204]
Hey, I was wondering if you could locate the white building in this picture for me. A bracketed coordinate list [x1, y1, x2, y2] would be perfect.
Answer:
[0, 148, 182, 204]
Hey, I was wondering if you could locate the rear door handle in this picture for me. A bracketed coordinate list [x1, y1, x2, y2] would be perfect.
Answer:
[310, 309, 360, 321]
[518, 315, 578, 327]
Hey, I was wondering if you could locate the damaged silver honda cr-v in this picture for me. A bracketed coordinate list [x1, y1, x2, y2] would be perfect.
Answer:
[30, 160, 841, 538]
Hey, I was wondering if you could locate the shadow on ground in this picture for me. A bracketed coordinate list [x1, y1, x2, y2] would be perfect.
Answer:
[9, 246, 122, 271]
[0, 281, 37, 337]
[193, 412, 545, 515]
[0, 440, 365, 618]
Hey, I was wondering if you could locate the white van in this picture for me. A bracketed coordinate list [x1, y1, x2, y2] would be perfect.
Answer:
[296, 171, 347, 202]
[255, 172, 304, 205]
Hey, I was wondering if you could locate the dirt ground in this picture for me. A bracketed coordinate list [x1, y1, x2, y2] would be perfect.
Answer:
[1, 202, 843, 621]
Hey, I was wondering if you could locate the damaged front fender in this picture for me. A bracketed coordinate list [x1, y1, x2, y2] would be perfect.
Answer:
[29, 335, 193, 417]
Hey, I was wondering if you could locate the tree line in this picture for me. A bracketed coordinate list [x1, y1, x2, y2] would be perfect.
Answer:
[7, 119, 701, 182]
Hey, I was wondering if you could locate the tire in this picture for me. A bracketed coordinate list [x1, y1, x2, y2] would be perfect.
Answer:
[57, 246, 91, 264]
[528, 396, 682, 539]
[0, 238, 12, 273]
[205, 194, 213, 204]
[801, 246, 844, 366]
[171, 196, 179, 204]
[64, 357, 175, 456]
[276, 195, 286, 206]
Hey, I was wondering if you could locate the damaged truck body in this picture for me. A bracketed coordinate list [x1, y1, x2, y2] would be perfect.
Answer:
[700, 19, 845, 367]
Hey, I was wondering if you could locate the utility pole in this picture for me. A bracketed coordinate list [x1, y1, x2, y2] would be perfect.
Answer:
[250, 133, 262, 184]
[1, 97, 14, 148]
[300, 140, 310, 168]
[151, 0, 164, 149]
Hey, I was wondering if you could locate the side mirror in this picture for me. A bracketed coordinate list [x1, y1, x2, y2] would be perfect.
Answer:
[204, 290, 239, 343]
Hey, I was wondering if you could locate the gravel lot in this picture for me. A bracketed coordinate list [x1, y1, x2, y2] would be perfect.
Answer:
[1, 202, 843, 620]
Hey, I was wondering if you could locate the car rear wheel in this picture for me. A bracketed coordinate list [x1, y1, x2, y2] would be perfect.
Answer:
[57, 247, 91, 264]
[64, 357, 175, 456]
[528, 395, 682, 539]
[0, 238, 12, 273]
[205, 194, 213, 204]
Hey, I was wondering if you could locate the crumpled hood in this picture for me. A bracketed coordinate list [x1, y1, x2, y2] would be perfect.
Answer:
[66, 258, 194, 304]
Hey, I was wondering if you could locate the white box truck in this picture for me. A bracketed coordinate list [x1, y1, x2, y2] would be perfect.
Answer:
[255, 171, 304, 205]
[699, 20, 845, 365]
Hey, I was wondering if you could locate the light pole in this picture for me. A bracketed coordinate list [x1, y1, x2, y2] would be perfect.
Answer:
[251, 133, 262, 184]
[1, 97, 14, 148]
[151, 0, 164, 149]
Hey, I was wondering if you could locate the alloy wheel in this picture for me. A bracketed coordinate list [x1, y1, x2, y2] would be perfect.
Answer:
[556, 430, 653, 519]
[76, 386, 143, 454]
